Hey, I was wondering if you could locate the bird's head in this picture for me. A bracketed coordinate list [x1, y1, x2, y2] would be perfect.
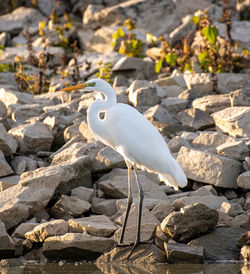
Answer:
[60, 78, 112, 93]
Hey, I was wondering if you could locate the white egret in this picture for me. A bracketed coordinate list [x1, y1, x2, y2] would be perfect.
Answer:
[61, 78, 187, 259]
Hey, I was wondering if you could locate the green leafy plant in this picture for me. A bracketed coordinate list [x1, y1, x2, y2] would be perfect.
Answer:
[96, 62, 113, 83]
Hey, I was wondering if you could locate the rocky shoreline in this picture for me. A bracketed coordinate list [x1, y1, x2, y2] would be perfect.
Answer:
[0, 0, 249, 268]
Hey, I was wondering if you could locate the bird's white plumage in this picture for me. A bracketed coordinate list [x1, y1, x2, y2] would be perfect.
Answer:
[83, 79, 187, 190]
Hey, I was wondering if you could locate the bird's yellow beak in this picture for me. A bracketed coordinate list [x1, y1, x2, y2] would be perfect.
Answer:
[60, 82, 96, 92]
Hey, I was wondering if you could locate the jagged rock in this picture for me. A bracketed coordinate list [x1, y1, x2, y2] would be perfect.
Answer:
[0, 88, 33, 107]
[240, 245, 250, 262]
[237, 231, 250, 248]
[0, 101, 7, 118]
[0, 123, 18, 156]
[243, 157, 250, 171]
[230, 88, 250, 107]
[161, 97, 188, 114]
[9, 122, 54, 154]
[189, 227, 247, 261]
[191, 131, 238, 153]
[83, 0, 178, 36]
[213, 107, 250, 138]
[98, 174, 168, 200]
[25, 219, 69, 243]
[0, 150, 13, 177]
[177, 146, 242, 188]
[159, 85, 185, 98]
[96, 244, 166, 264]
[161, 203, 218, 243]
[0, 7, 45, 35]
[0, 156, 90, 229]
[237, 171, 250, 189]
[167, 136, 190, 153]
[177, 108, 214, 130]
[155, 75, 186, 89]
[231, 21, 250, 51]
[0, 221, 15, 258]
[223, 189, 238, 200]
[219, 202, 244, 217]
[12, 223, 39, 239]
[245, 192, 250, 210]
[91, 199, 117, 217]
[71, 186, 94, 202]
[216, 140, 249, 161]
[144, 105, 176, 123]
[164, 242, 204, 263]
[69, 215, 117, 237]
[184, 73, 213, 94]
[11, 104, 44, 124]
[79, 121, 96, 142]
[190, 185, 218, 197]
[43, 233, 115, 260]
[49, 195, 91, 220]
[36, 0, 68, 16]
[0, 175, 19, 191]
[192, 94, 231, 113]
[11, 156, 38, 175]
[150, 202, 175, 222]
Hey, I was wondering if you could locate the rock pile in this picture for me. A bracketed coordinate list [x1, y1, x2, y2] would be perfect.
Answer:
[0, 0, 249, 266]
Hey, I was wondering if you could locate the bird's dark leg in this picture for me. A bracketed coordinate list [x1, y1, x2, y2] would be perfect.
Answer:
[119, 163, 133, 245]
[127, 165, 144, 260]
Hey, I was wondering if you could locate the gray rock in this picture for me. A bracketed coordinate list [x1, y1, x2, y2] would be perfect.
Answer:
[164, 242, 204, 263]
[12, 104, 44, 124]
[69, 215, 117, 237]
[36, 0, 68, 16]
[71, 186, 94, 202]
[237, 231, 250, 248]
[230, 88, 250, 107]
[161, 203, 218, 243]
[190, 185, 218, 197]
[99, 174, 168, 200]
[0, 88, 33, 107]
[177, 146, 242, 188]
[143, 105, 176, 123]
[161, 97, 188, 114]
[189, 227, 247, 261]
[184, 73, 213, 94]
[237, 171, 250, 189]
[0, 175, 19, 191]
[12, 223, 38, 239]
[9, 122, 54, 154]
[43, 233, 115, 260]
[96, 244, 166, 264]
[243, 156, 250, 171]
[168, 136, 190, 153]
[192, 94, 231, 113]
[245, 192, 250, 210]
[91, 199, 117, 217]
[49, 195, 91, 220]
[150, 202, 175, 222]
[159, 85, 185, 97]
[213, 107, 250, 138]
[11, 156, 38, 175]
[0, 123, 18, 156]
[216, 140, 249, 161]
[155, 75, 187, 89]
[0, 150, 13, 177]
[0, 32, 10, 47]
[0, 221, 15, 258]
[177, 108, 214, 130]
[231, 21, 250, 51]
[219, 202, 244, 217]
[0, 101, 7, 118]
[0, 7, 45, 35]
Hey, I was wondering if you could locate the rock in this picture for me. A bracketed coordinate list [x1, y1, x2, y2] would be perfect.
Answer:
[0, 32, 10, 47]
[231, 21, 250, 51]
[71, 186, 94, 202]
[43, 233, 115, 260]
[161, 97, 188, 114]
[11, 156, 38, 175]
[25, 219, 69, 243]
[184, 73, 213, 94]
[0, 157, 90, 229]
[113, 75, 130, 87]
[0, 101, 7, 118]
[216, 141, 249, 161]
[36, 0, 68, 16]
[177, 147, 242, 188]
[177, 108, 214, 130]
[0, 258, 24, 267]
[12, 223, 38, 239]
[112, 56, 156, 79]
[69, 215, 117, 237]
[191, 131, 238, 153]
[219, 202, 244, 217]
[144, 105, 176, 123]
[192, 94, 231, 113]
[150, 202, 175, 222]
[237, 231, 250, 248]
[223, 189, 238, 200]
[0, 7, 45, 35]
[79, 121, 96, 142]
[245, 192, 250, 210]
[213, 107, 250, 138]
[0, 88, 33, 107]
[164, 242, 204, 263]
[91, 199, 117, 217]
[49, 195, 91, 220]
[243, 157, 250, 171]
[237, 171, 250, 189]
[96, 244, 166, 264]
[159, 85, 185, 97]
[93, 146, 126, 172]
[12, 103, 44, 124]
[240, 245, 250, 262]
[83, 0, 177, 36]
[0, 150, 13, 177]
[116, 198, 162, 211]
[167, 136, 190, 153]
[155, 75, 186, 89]
[98, 174, 168, 200]
[0, 221, 15, 258]
[190, 185, 218, 197]
[230, 88, 250, 107]
[0, 175, 19, 191]
[189, 227, 247, 261]
[172, 195, 228, 210]
[0, 123, 18, 156]
[230, 211, 250, 228]
[161, 203, 218, 243]
[9, 122, 54, 154]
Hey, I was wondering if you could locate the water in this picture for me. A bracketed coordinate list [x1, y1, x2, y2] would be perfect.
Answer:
[1, 262, 248, 274]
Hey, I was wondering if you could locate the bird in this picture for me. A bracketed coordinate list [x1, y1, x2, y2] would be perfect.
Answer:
[61, 78, 187, 259]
